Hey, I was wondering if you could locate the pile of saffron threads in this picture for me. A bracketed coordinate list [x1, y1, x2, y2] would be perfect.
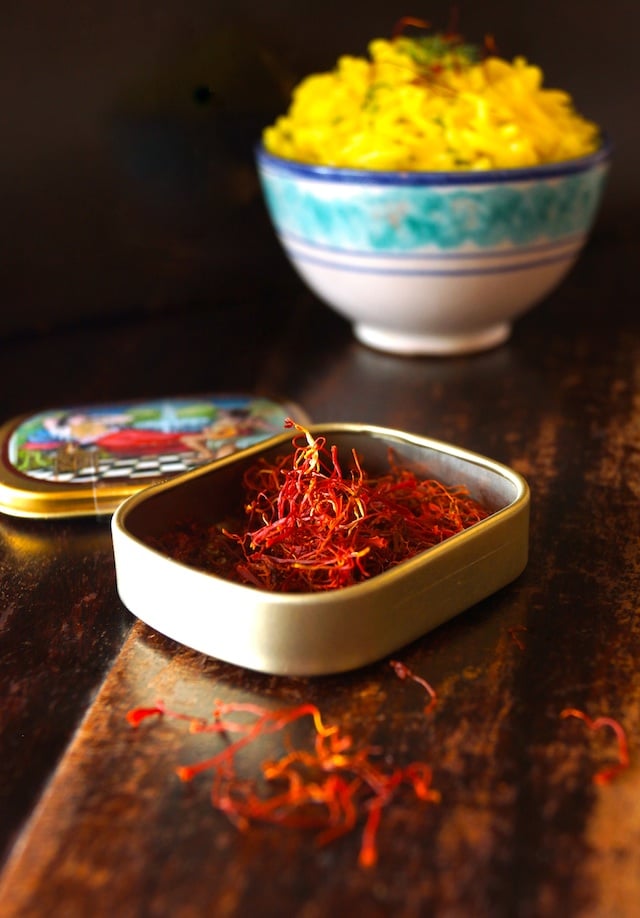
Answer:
[222, 420, 490, 592]
[127, 660, 441, 869]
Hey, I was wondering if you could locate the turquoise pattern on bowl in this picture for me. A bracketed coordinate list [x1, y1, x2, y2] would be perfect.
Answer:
[257, 144, 611, 252]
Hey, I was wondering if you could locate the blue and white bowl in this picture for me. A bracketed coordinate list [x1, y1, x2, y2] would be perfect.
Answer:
[256, 141, 612, 355]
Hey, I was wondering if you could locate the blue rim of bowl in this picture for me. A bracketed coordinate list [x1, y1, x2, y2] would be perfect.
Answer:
[255, 135, 612, 186]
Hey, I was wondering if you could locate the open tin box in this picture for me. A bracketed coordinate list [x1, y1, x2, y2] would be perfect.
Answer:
[112, 424, 530, 676]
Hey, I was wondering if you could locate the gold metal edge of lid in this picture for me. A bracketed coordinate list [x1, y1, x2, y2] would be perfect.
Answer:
[0, 476, 141, 519]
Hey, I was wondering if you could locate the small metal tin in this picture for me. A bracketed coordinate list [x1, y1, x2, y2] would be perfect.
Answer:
[0, 394, 307, 518]
[112, 424, 530, 676]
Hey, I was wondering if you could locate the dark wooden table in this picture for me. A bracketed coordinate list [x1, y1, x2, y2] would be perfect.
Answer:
[1, 222, 639, 916]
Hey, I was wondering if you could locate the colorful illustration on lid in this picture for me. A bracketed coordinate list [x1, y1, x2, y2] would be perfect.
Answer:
[8, 395, 295, 485]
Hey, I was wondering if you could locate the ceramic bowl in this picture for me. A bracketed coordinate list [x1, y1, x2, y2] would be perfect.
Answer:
[112, 424, 530, 676]
[256, 141, 611, 356]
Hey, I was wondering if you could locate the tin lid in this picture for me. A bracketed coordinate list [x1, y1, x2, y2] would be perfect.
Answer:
[0, 393, 309, 519]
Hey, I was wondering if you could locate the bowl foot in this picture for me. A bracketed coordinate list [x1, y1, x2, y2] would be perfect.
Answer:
[354, 322, 512, 356]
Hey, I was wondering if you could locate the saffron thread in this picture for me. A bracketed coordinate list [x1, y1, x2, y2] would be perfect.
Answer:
[560, 707, 630, 785]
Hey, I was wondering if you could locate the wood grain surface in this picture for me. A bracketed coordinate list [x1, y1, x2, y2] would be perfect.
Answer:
[1, 226, 639, 916]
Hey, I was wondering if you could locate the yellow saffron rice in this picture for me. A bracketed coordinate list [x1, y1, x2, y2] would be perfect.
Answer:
[263, 34, 601, 170]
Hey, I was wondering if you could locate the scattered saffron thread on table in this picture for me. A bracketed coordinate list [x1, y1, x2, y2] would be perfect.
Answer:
[389, 659, 437, 714]
[126, 686, 632, 866]
[560, 707, 630, 784]
[507, 625, 528, 651]
[127, 678, 441, 869]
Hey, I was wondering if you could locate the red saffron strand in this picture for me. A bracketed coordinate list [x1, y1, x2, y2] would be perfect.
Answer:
[358, 801, 383, 868]
[126, 704, 166, 727]
[391, 16, 431, 40]
[389, 659, 437, 714]
[126, 701, 212, 734]
[176, 702, 339, 782]
[560, 707, 630, 784]
[507, 625, 527, 651]
[404, 762, 441, 803]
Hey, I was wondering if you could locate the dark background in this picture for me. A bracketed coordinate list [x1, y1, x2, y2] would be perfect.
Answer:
[1, 1, 638, 337]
